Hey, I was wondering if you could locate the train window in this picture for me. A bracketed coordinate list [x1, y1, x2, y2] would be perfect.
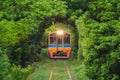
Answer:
[57, 36, 62, 44]
[64, 34, 70, 44]
[50, 33, 56, 44]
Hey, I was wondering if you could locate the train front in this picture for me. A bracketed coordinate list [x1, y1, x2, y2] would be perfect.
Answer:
[48, 30, 71, 59]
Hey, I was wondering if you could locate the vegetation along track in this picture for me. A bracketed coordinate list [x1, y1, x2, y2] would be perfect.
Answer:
[49, 60, 73, 80]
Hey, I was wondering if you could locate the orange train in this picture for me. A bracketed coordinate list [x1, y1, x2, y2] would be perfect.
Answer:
[48, 30, 71, 59]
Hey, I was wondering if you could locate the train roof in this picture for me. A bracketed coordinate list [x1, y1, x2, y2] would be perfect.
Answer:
[49, 31, 70, 35]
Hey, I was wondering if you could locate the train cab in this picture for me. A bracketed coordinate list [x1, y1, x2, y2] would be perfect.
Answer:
[48, 30, 71, 59]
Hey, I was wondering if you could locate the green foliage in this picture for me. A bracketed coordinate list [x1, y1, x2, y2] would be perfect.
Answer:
[0, 0, 67, 65]
[75, 1, 120, 79]
[0, 50, 10, 80]
[0, 0, 67, 79]
[45, 24, 56, 34]
[26, 60, 51, 80]
[10, 65, 31, 80]
[0, 20, 30, 48]
[39, 48, 49, 60]
[0, 49, 32, 80]
[68, 60, 89, 80]
[88, 0, 120, 21]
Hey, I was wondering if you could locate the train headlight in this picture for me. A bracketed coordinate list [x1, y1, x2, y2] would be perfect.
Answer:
[57, 30, 63, 35]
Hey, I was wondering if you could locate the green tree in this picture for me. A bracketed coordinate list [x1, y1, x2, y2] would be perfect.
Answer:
[76, 0, 120, 79]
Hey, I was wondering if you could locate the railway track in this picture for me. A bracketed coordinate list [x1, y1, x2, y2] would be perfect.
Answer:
[49, 60, 73, 80]
[49, 60, 55, 80]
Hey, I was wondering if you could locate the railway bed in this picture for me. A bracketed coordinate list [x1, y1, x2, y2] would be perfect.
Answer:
[49, 60, 73, 80]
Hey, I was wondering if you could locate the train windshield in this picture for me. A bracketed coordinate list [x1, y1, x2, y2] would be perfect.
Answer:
[49, 32, 70, 45]
[64, 33, 70, 44]
[50, 33, 56, 44]
[57, 36, 62, 44]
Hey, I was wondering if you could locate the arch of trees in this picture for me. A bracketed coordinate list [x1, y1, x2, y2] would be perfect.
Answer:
[0, 0, 120, 80]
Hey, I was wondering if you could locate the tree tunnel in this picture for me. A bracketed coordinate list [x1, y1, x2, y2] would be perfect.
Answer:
[0, 0, 120, 79]
[40, 21, 79, 59]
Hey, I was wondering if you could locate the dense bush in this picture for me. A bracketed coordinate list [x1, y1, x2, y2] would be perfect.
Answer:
[0, 50, 32, 80]
[0, 50, 10, 80]
[10, 65, 31, 80]
[39, 48, 49, 60]
[76, 1, 120, 79]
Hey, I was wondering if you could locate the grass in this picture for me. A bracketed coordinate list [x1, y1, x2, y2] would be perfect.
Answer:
[26, 59, 52, 80]
[26, 59, 90, 80]
[68, 59, 90, 80]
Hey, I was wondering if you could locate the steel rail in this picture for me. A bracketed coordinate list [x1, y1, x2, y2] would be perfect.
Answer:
[64, 61, 73, 80]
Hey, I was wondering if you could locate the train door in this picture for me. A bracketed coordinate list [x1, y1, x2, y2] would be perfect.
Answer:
[56, 34, 64, 54]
